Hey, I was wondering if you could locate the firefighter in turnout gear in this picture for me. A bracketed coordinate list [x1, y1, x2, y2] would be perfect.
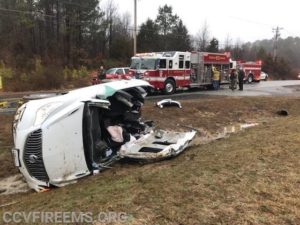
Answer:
[229, 69, 237, 91]
[212, 66, 220, 90]
[238, 66, 245, 90]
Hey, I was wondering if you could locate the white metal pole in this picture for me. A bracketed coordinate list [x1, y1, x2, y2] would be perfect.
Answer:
[133, 0, 137, 55]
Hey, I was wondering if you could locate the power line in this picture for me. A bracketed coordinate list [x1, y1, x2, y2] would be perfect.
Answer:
[272, 26, 283, 59]
[0, 9, 104, 26]
[0, 7, 55, 18]
[0, 12, 191, 40]
[60, 1, 89, 9]
[0, 4, 101, 20]
[0, 5, 287, 50]
[282, 28, 297, 37]
[228, 16, 273, 28]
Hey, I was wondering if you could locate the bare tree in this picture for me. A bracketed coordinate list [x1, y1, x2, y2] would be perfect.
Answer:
[121, 11, 131, 35]
[195, 21, 210, 51]
[224, 34, 232, 51]
[103, 0, 118, 56]
[232, 38, 243, 59]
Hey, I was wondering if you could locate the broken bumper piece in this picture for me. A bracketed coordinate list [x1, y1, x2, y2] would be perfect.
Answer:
[119, 130, 196, 160]
[156, 99, 182, 109]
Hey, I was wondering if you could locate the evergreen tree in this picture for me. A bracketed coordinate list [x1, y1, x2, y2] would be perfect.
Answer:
[154, 4, 190, 51]
[137, 19, 160, 52]
[206, 38, 219, 52]
[170, 19, 191, 51]
[155, 4, 179, 36]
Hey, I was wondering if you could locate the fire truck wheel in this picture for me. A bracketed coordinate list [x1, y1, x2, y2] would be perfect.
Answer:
[163, 79, 176, 95]
[247, 74, 253, 83]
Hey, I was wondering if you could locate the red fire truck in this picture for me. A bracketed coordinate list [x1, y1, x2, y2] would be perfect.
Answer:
[230, 60, 262, 83]
[239, 61, 262, 83]
[129, 51, 232, 94]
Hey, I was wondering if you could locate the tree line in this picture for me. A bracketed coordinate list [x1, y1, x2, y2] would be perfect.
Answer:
[0, 1, 298, 90]
[0, 0, 133, 68]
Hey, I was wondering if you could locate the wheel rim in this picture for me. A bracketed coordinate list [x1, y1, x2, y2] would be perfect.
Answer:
[248, 76, 253, 82]
[165, 83, 174, 93]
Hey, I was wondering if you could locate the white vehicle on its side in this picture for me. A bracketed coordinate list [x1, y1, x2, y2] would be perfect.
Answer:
[12, 80, 196, 191]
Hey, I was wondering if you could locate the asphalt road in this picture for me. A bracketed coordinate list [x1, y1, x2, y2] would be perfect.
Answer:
[204, 80, 300, 97]
[147, 80, 300, 101]
[1, 80, 300, 114]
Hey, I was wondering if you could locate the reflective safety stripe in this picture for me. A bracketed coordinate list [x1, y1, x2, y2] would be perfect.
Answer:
[146, 76, 190, 82]
[245, 68, 260, 70]
[146, 77, 165, 82]
[174, 76, 190, 81]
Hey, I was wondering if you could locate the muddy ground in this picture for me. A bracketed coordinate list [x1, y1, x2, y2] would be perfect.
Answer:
[0, 96, 300, 224]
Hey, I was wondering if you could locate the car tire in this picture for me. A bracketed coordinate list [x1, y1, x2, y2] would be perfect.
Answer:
[247, 74, 253, 83]
[163, 79, 176, 95]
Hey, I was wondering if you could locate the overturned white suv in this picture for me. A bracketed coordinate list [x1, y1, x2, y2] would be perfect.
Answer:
[12, 80, 196, 192]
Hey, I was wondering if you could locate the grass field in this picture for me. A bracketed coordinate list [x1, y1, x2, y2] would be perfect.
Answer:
[1, 96, 300, 224]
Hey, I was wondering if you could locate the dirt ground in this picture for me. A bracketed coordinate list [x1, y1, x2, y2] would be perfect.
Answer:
[144, 96, 279, 131]
[0, 96, 300, 224]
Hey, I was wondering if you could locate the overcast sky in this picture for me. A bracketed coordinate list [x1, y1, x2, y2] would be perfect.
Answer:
[103, 0, 299, 45]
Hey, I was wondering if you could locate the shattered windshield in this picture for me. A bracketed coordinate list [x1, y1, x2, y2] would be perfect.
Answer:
[130, 58, 156, 70]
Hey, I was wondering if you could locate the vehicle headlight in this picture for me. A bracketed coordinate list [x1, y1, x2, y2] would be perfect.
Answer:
[14, 104, 26, 122]
[13, 104, 26, 131]
[34, 102, 63, 126]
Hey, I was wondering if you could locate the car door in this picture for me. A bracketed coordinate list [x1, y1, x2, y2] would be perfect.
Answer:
[116, 69, 124, 79]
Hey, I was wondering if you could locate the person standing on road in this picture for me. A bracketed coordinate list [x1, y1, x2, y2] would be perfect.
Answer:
[238, 66, 245, 91]
[98, 66, 105, 80]
[229, 69, 237, 91]
[212, 66, 220, 90]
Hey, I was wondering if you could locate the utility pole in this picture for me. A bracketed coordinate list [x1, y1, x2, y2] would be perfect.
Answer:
[272, 26, 283, 60]
[133, 0, 137, 55]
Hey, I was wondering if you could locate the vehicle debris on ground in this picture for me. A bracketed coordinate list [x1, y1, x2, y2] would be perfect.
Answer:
[156, 99, 182, 109]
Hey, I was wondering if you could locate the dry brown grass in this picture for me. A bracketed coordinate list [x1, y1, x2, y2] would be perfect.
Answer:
[1, 96, 300, 224]
[0, 114, 18, 178]
[143, 96, 300, 132]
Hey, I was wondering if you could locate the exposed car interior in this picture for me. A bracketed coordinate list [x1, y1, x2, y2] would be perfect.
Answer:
[82, 86, 150, 170]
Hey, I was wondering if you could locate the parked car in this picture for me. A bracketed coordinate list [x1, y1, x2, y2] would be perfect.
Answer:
[92, 67, 131, 85]
[104, 67, 130, 79]
[260, 71, 269, 81]
[12, 80, 196, 191]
